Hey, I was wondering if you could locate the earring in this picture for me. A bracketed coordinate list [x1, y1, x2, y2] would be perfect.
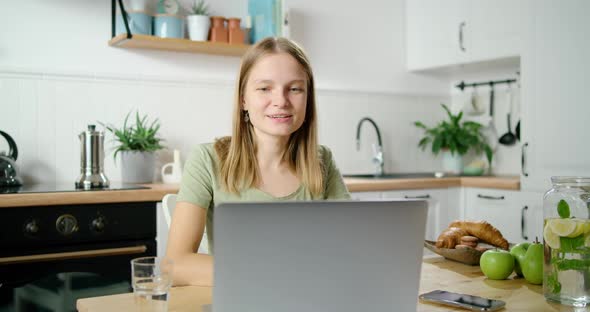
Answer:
[244, 111, 250, 123]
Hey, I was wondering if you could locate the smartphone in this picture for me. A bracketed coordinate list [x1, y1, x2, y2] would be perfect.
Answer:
[419, 290, 506, 311]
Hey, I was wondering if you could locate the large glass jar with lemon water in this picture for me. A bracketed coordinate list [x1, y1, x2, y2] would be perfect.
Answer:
[543, 177, 590, 306]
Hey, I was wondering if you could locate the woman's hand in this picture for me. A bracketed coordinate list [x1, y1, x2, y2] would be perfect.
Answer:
[165, 201, 213, 286]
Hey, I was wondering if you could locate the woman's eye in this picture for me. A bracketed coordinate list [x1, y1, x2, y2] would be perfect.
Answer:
[256, 87, 270, 92]
[290, 87, 304, 92]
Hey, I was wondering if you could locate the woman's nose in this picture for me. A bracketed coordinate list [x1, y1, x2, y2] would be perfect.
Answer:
[272, 89, 290, 107]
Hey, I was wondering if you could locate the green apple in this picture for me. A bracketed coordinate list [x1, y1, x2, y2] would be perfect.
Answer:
[522, 241, 544, 285]
[480, 249, 515, 280]
[510, 242, 531, 277]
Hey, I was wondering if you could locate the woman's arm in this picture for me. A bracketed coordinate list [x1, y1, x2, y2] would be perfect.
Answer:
[165, 201, 213, 286]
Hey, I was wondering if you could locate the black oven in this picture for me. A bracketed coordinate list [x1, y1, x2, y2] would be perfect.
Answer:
[0, 201, 157, 312]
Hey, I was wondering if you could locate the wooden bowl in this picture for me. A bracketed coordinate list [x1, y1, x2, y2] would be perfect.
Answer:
[424, 240, 483, 265]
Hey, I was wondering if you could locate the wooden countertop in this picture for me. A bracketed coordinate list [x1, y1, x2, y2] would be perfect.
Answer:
[344, 175, 520, 192]
[77, 256, 562, 312]
[0, 184, 180, 208]
[0, 176, 519, 207]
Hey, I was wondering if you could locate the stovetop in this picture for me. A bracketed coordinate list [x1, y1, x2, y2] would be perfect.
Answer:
[0, 183, 149, 194]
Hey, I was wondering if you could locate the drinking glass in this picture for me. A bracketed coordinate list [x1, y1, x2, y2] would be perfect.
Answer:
[131, 257, 174, 311]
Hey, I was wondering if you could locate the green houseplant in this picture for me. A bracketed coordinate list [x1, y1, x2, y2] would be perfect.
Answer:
[186, 0, 210, 41]
[414, 104, 492, 173]
[101, 111, 164, 183]
[191, 0, 209, 15]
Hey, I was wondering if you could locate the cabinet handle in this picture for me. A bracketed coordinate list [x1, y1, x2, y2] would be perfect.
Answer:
[521, 206, 529, 241]
[404, 194, 431, 199]
[521, 142, 529, 177]
[477, 194, 505, 200]
[459, 21, 466, 52]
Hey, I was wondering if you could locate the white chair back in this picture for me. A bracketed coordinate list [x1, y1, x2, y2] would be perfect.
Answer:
[162, 193, 176, 227]
[162, 194, 209, 254]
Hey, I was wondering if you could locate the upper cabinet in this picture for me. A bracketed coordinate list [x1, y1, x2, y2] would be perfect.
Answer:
[406, 0, 529, 71]
[520, 0, 590, 192]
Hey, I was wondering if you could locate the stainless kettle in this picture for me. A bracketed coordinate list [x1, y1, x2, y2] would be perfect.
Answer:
[0, 130, 23, 187]
[75, 125, 109, 189]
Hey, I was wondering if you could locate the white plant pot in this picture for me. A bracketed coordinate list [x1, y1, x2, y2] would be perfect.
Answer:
[442, 150, 463, 174]
[187, 15, 210, 41]
[120, 151, 156, 183]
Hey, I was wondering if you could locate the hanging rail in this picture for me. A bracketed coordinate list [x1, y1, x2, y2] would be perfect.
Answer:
[111, 0, 132, 39]
[455, 79, 516, 91]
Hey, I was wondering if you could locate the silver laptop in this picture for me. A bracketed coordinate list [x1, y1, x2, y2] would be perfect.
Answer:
[212, 200, 428, 312]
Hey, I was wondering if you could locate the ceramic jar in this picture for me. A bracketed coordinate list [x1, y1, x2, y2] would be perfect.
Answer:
[228, 18, 245, 44]
[115, 11, 152, 36]
[154, 14, 185, 38]
[209, 16, 228, 43]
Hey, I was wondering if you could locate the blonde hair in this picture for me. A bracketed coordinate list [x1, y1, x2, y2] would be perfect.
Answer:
[214, 37, 324, 198]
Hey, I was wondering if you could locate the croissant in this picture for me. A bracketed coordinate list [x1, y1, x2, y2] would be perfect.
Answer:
[435, 227, 468, 249]
[449, 220, 509, 250]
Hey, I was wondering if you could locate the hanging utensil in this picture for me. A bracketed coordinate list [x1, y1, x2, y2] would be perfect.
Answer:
[484, 84, 499, 151]
[499, 85, 517, 146]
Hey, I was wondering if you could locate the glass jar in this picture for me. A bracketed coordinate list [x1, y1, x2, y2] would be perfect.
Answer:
[543, 177, 590, 307]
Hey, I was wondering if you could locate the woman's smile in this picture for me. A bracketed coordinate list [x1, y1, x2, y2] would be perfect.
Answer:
[267, 114, 293, 123]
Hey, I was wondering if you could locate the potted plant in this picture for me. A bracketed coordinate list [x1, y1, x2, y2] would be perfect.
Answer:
[414, 104, 493, 174]
[186, 0, 210, 41]
[102, 111, 165, 183]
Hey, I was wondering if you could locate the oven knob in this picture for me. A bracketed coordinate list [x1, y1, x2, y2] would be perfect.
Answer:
[24, 220, 39, 234]
[56, 214, 78, 236]
[91, 217, 106, 232]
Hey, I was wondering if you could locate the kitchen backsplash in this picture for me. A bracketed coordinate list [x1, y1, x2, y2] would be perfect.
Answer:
[0, 68, 516, 185]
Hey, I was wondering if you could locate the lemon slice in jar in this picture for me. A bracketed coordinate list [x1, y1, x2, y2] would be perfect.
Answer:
[549, 219, 578, 237]
[566, 219, 588, 238]
[544, 224, 561, 249]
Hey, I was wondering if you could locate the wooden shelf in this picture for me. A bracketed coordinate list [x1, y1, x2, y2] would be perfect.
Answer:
[108, 34, 250, 57]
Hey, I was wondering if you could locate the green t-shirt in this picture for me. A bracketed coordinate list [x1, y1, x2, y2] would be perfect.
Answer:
[176, 143, 351, 254]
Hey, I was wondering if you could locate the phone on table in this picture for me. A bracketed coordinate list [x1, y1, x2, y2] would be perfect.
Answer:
[419, 290, 506, 311]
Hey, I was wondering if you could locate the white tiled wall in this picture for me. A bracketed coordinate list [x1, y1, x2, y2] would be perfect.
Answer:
[0, 69, 449, 184]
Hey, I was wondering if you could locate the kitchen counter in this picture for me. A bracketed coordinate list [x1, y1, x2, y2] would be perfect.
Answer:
[344, 175, 520, 192]
[0, 184, 179, 208]
[77, 256, 561, 312]
[0, 176, 519, 207]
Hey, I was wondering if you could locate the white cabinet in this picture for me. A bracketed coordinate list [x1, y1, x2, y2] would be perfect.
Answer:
[406, 0, 467, 71]
[468, 0, 528, 64]
[513, 190, 544, 243]
[351, 186, 539, 245]
[381, 189, 448, 241]
[350, 191, 382, 200]
[406, 0, 528, 71]
[520, 0, 590, 192]
[463, 187, 537, 244]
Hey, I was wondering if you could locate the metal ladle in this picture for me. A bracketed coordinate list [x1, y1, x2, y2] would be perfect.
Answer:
[499, 86, 517, 146]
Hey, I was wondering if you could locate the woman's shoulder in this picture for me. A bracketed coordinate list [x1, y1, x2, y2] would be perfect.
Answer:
[190, 142, 215, 156]
[318, 145, 334, 161]
[186, 142, 218, 166]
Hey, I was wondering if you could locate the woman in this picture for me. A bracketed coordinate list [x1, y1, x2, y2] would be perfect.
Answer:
[166, 37, 351, 286]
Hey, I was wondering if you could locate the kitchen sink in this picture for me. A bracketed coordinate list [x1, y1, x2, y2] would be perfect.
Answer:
[343, 172, 457, 179]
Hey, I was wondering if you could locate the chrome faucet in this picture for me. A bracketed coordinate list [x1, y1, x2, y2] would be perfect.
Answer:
[356, 117, 384, 176]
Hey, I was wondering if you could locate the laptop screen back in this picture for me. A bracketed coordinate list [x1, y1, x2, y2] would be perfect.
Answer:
[213, 200, 428, 312]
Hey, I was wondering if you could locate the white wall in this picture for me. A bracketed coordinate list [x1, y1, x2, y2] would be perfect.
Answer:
[0, 0, 455, 184]
[0, 72, 448, 184]
[1, 0, 524, 185]
[0, 0, 449, 94]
